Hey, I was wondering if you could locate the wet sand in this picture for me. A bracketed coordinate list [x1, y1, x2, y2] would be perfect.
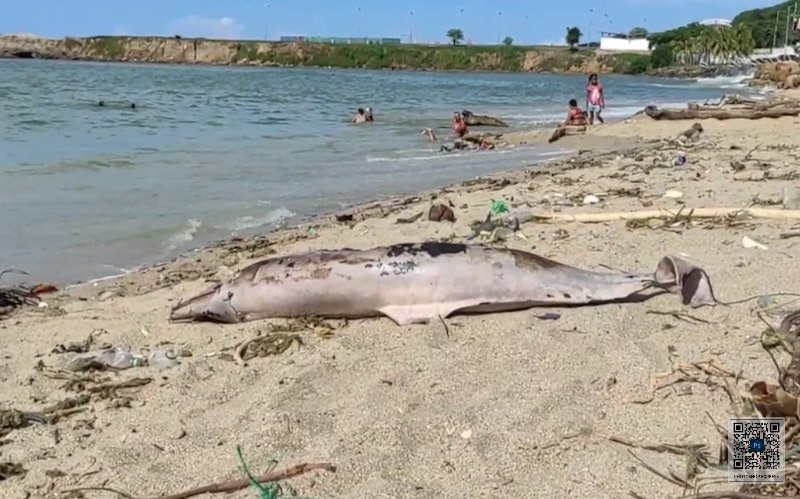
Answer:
[2, 100, 800, 499]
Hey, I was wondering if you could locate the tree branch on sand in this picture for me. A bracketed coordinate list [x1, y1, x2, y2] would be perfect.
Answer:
[645, 104, 800, 121]
[531, 207, 800, 224]
[644, 96, 800, 121]
[548, 125, 586, 143]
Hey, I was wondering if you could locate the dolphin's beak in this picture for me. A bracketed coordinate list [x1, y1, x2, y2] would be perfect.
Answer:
[169, 284, 220, 322]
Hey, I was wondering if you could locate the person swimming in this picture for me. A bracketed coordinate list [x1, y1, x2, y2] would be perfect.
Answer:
[351, 108, 367, 124]
[565, 99, 587, 126]
[421, 127, 437, 142]
[364, 107, 374, 122]
[452, 112, 468, 138]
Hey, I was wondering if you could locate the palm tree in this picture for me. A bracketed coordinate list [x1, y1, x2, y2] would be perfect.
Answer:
[447, 28, 465, 46]
[565, 26, 582, 50]
[673, 39, 693, 64]
[733, 23, 755, 60]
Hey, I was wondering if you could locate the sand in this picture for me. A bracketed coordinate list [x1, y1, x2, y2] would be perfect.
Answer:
[2, 98, 800, 499]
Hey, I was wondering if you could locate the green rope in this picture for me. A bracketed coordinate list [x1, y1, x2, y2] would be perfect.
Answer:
[236, 445, 282, 499]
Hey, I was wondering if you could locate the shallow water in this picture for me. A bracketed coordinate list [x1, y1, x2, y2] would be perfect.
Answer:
[0, 59, 752, 284]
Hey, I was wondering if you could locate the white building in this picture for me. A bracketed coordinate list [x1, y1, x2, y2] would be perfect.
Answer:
[699, 18, 732, 27]
[598, 32, 650, 52]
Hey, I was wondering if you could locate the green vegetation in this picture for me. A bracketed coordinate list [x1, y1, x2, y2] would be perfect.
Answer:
[629, 27, 648, 38]
[649, 22, 755, 65]
[565, 27, 582, 50]
[446, 28, 464, 46]
[604, 53, 651, 74]
[649, 44, 674, 68]
[218, 40, 657, 74]
[87, 37, 130, 59]
[22, 2, 800, 79]
[54, 35, 673, 76]
[733, 0, 799, 48]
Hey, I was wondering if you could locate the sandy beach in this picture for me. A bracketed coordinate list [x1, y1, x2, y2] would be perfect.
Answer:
[2, 95, 800, 499]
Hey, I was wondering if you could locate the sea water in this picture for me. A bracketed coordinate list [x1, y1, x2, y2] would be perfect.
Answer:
[0, 59, 753, 284]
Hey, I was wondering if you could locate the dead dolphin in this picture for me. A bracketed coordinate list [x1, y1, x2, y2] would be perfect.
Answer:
[169, 242, 716, 326]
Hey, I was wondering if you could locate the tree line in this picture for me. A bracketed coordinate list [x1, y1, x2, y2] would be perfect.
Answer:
[444, 0, 796, 69]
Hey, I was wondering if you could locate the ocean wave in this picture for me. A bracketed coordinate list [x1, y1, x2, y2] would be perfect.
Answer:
[230, 206, 295, 231]
[510, 105, 646, 125]
[366, 153, 457, 163]
[693, 74, 753, 87]
[164, 218, 202, 252]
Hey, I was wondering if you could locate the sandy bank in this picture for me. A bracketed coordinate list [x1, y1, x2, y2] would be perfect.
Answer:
[2, 98, 800, 499]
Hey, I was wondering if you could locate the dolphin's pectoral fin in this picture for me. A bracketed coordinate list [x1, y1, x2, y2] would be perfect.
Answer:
[378, 305, 442, 326]
[378, 303, 470, 326]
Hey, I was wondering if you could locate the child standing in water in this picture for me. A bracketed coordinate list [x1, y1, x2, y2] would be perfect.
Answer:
[586, 73, 605, 125]
[452, 112, 468, 138]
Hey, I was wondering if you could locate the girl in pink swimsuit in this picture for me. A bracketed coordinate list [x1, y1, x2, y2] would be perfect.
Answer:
[586, 73, 605, 125]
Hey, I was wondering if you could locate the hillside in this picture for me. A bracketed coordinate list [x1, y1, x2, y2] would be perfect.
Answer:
[0, 35, 656, 74]
[733, 0, 799, 48]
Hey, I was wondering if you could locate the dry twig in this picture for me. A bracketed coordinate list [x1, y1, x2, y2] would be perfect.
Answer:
[63, 461, 336, 499]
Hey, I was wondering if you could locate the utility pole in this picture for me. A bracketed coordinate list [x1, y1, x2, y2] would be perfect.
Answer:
[497, 11, 502, 45]
[588, 8, 594, 45]
[264, 2, 270, 41]
[785, 5, 792, 48]
[773, 9, 781, 49]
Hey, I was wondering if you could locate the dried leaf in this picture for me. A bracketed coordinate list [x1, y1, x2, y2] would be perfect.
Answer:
[750, 381, 799, 418]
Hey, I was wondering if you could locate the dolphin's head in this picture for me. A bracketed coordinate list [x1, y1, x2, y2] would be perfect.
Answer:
[169, 283, 240, 323]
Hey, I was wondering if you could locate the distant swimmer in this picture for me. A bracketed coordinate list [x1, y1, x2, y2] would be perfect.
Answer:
[365, 107, 374, 122]
[421, 127, 437, 142]
[452, 112, 468, 138]
[351, 108, 367, 124]
[130, 103, 136, 109]
[98, 100, 106, 107]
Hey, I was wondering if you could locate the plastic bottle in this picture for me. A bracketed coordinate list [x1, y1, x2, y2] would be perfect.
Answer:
[147, 349, 180, 370]
[65, 347, 145, 371]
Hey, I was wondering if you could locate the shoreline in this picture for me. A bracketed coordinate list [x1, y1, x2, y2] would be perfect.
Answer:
[4, 57, 751, 288]
[0, 53, 756, 81]
[3, 91, 800, 498]
[60, 133, 632, 292]
[19, 92, 752, 290]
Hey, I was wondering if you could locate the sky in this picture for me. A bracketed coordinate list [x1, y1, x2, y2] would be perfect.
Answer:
[0, 0, 784, 45]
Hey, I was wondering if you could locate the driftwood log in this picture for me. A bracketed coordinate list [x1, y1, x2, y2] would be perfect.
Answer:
[461, 132, 501, 145]
[645, 104, 800, 121]
[464, 115, 509, 127]
[548, 125, 587, 143]
[700, 93, 760, 107]
[531, 207, 800, 224]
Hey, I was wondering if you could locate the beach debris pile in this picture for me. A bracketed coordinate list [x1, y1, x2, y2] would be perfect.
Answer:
[467, 200, 533, 243]
[428, 202, 456, 222]
[0, 269, 42, 319]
